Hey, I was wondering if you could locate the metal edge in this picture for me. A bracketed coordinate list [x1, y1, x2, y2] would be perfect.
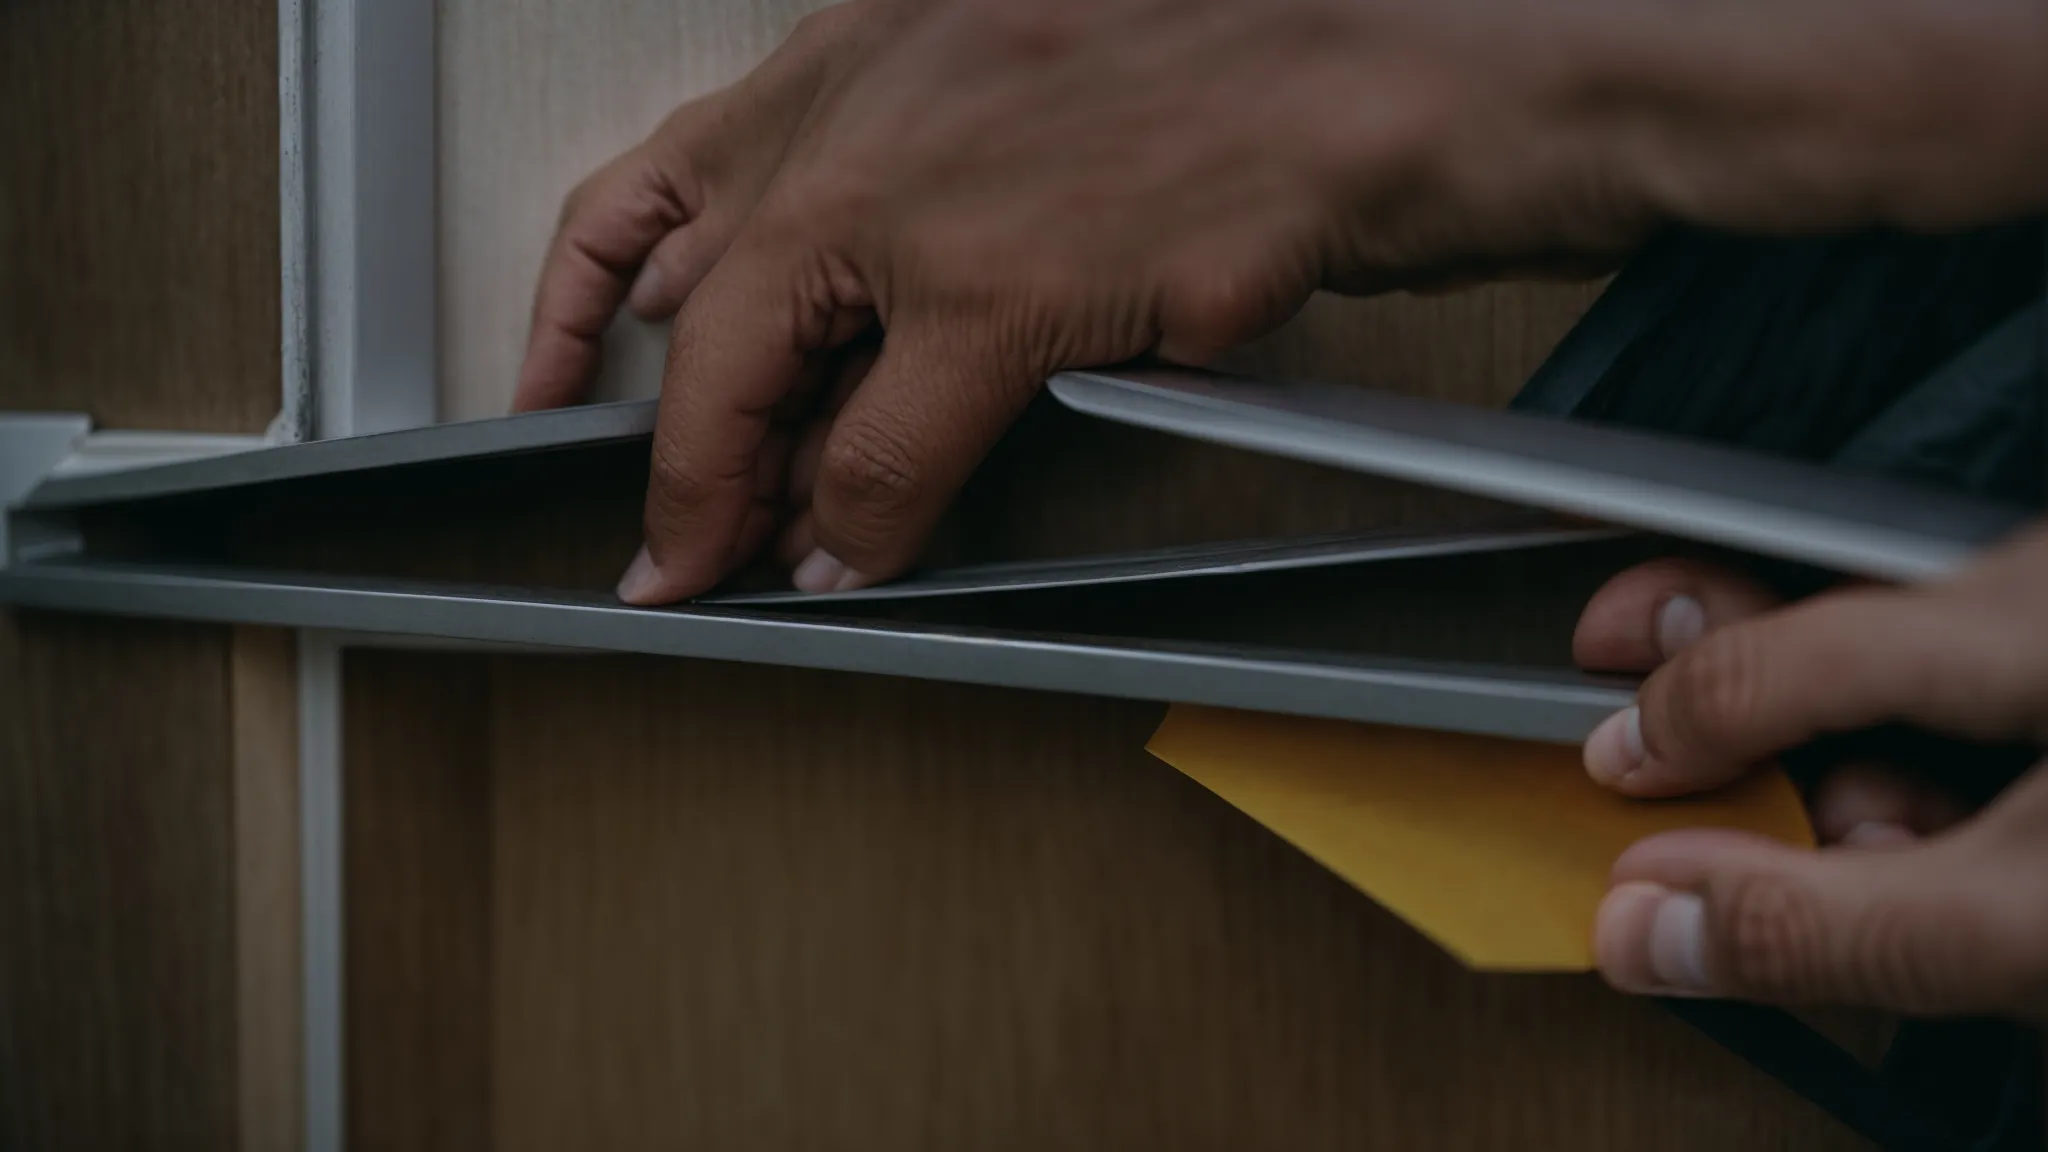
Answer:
[708, 523, 1624, 605]
[22, 400, 657, 510]
[1048, 370, 2024, 582]
[0, 560, 1632, 744]
[0, 414, 91, 562]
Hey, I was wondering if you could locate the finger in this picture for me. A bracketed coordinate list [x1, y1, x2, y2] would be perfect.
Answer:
[1573, 558, 1782, 673]
[779, 343, 875, 515]
[1809, 762, 1970, 846]
[619, 419, 795, 600]
[798, 323, 1041, 591]
[622, 219, 729, 321]
[1594, 824, 2041, 1016]
[1153, 238, 1319, 367]
[769, 349, 874, 572]
[515, 150, 694, 413]
[1583, 585, 2035, 797]
[620, 234, 866, 605]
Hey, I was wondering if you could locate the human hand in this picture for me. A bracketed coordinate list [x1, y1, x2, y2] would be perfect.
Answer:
[616, 0, 1699, 602]
[512, 0, 935, 413]
[1573, 525, 2048, 1019]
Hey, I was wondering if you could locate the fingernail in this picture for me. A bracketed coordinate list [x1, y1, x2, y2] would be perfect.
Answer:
[1647, 891, 1712, 993]
[1594, 882, 1667, 992]
[792, 549, 845, 593]
[792, 548, 869, 594]
[626, 263, 665, 315]
[1841, 820, 1916, 849]
[1656, 594, 1705, 658]
[616, 545, 663, 603]
[1584, 706, 1644, 785]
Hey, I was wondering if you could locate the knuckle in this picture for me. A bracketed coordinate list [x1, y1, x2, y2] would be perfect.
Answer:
[1162, 268, 1281, 349]
[1712, 871, 1833, 1001]
[557, 174, 601, 228]
[820, 418, 924, 528]
[1848, 899, 1971, 1013]
[1662, 628, 1768, 757]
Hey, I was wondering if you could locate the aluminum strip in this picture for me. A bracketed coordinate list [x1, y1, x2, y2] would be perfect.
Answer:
[1048, 369, 2033, 582]
[710, 522, 1622, 604]
[0, 558, 1632, 743]
[21, 399, 657, 510]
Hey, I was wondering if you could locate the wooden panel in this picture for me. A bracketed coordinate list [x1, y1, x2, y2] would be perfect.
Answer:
[0, 0, 280, 433]
[344, 651, 495, 1152]
[234, 627, 303, 1152]
[438, 0, 829, 422]
[0, 612, 240, 1149]
[480, 654, 1868, 1152]
[2, 11, 289, 1149]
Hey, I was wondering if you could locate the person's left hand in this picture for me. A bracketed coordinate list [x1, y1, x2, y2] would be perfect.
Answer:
[1572, 526, 2048, 1019]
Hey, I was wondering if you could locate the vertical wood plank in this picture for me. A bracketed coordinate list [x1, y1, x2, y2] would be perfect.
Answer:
[0, 0, 280, 432]
[0, 613, 240, 1148]
[343, 651, 495, 1152]
[234, 627, 304, 1152]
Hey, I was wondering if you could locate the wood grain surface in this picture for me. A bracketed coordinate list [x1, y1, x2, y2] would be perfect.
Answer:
[0, 0, 280, 432]
[234, 627, 304, 1152]
[1, 6, 285, 1145]
[474, 655, 1866, 1151]
[0, 613, 240, 1149]
[344, 651, 495, 1152]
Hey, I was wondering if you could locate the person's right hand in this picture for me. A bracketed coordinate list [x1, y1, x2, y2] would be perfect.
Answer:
[1573, 526, 2048, 1019]
[513, 0, 934, 414]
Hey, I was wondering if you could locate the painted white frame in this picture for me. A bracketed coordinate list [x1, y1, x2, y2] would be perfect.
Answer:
[280, 0, 440, 443]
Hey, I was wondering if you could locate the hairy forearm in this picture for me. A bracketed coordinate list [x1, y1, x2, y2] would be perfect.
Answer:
[1560, 0, 2048, 232]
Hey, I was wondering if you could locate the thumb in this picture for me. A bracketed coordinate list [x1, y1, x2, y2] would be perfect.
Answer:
[795, 322, 1042, 591]
[1592, 809, 2046, 1017]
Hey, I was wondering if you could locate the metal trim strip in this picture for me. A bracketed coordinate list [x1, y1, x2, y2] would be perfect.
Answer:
[0, 558, 1631, 743]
